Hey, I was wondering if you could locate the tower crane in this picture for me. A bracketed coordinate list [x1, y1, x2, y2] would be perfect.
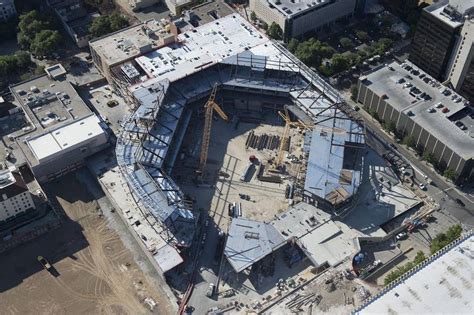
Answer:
[197, 84, 228, 179]
[275, 107, 347, 169]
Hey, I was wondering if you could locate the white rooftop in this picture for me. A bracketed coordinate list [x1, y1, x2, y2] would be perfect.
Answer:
[27, 115, 105, 162]
[356, 233, 474, 314]
[130, 14, 268, 91]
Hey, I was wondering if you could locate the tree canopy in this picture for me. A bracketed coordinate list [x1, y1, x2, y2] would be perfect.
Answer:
[267, 22, 282, 40]
[89, 13, 129, 38]
[30, 30, 61, 57]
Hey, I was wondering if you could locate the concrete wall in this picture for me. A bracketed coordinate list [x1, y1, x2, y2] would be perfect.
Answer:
[249, 0, 286, 32]
[250, 0, 355, 38]
[31, 134, 109, 183]
[289, 0, 356, 38]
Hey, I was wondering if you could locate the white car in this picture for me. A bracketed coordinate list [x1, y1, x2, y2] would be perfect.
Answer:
[396, 232, 407, 241]
[418, 183, 426, 190]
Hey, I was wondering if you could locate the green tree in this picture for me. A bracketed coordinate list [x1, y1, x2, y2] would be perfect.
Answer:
[331, 53, 350, 73]
[30, 30, 61, 57]
[350, 85, 358, 100]
[267, 22, 282, 40]
[374, 37, 394, 54]
[423, 152, 436, 165]
[443, 168, 457, 181]
[89, 13, 129, 38]
[109, 13, 128, 31]
[261, 22, 268, 30]
[383, 120, 396, 133]
[384, 251, 426, 285]
[430, 225, 462, 254]
[14, 51, 31, 68]
[339, 37, 353, 49]
[250, 11, 257, 22]
[403, 135, 416, 148]
[287, 38, 299, 53]
[356, 30, 369, 41]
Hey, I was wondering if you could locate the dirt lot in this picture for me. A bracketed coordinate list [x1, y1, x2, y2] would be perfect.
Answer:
[176, 116, 305, 231]
[0, 171, 173, 314]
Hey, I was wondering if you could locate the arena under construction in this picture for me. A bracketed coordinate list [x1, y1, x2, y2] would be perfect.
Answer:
[111, 14, 366, 274]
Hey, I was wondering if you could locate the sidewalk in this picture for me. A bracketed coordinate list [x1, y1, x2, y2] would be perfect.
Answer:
[342, 94, 473, 209]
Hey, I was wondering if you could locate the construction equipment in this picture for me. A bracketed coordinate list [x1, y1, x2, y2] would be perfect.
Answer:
[275, 108, 312, 168]
[274, 107, 347, 169]
[197, 84, 228, 179]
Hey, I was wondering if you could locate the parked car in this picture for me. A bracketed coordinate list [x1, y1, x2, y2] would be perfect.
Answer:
[396, 232, 407, 241]
[418, 183, 426, 190]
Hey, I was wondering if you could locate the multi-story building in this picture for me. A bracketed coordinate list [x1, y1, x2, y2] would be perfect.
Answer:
[356, 61, 473, 181]
[448, 18, 474, 101]
[10, 65, 109, 183]
[409, 0, 474, 81]
[0, 0, 16, 21]
[89, 20, 175, 90]
[249, 0, 357, 39]
[47, 0, 96, 48]
[0, 169, 35, 222]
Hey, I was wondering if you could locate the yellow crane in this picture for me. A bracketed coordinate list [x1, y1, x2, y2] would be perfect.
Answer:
[197, 84, 228, 179]
[275, 108, 347, 168]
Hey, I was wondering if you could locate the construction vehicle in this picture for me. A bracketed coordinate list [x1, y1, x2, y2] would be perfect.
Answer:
[197, 84, 228, 180]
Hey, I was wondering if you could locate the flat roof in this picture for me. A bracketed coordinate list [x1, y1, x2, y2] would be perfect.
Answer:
[224, 217, 285, 273]
[129, 14, 268, 90]
[271, 203, 359, 267]
[362, 61, 473, 159]
[425, 0, 472, 28]
[89, 20, 174, 66]
[356, 232, 474, 314]
[267, 0, 338, 18]
[10, 74, 96, 166]
[11, 74, 92, 131]
[27, 115, 105, 163]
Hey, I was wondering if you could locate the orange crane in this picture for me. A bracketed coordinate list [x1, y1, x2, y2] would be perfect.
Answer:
[197, 84, 228, 179]
[275, 108, 347, 168]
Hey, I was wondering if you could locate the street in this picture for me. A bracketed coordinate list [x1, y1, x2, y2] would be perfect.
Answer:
[343, 95, 474, 227]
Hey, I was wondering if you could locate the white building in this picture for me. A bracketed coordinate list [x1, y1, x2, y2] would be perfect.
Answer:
[0, 0, 16, 21]
[0, 170, 35, 222]
[249, 0, 357, 39]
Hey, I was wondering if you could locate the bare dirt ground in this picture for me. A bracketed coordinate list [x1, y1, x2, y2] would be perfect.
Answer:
[0, 171, 173, 315]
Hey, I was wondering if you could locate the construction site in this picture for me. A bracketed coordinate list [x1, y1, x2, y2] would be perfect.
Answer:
[84, 13, 442, 314]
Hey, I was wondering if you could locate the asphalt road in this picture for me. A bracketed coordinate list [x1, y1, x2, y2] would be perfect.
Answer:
[345, 97, 474, 227]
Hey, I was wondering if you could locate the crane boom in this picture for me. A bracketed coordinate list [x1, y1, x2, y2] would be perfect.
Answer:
[275, 108, 347, 168]
[198, 85, 228, 178]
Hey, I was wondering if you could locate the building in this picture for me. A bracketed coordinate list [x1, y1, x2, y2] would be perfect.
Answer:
[10, 69, 109, 183]
[89, 20, 175, 86]
[0, 0, 16, 21]
[356, 61, 474, 181]
[353, 231, 474, 314]
[249, 0, 357, 39]
[448, 18, 474, 101]
[129, 0, 160, 12]
[164, 0, 196, 16]
[0, 169, 35, 222]
[47, 0, 96, 48]
[409, 0, 474, 81]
